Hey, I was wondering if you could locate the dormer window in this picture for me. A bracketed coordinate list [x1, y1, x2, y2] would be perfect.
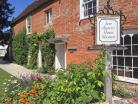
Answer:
[80, 0, 97, 19]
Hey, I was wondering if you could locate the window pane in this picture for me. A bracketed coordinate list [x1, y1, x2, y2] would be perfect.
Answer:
[45, 10, 52, 24]
[27, 16, 31, 26]
[133, 57, 138, 67]
[93, 0, 96, 12]
[88, 2, 92, 15]
[132, 34, 138, 44]
[133, 68, 138, 78]
[125, 57, 132, 67]
[83, 0, 96, 17]
[133, 45, 138, 55]
[118, 57, 124, 66]
[28, 26, 31, 33]
[121, 37, 123, 45]
[117, 50, 123, 55]
[113, 56, 117, 65]
[124, 35, 131, 45]
[113, 50, 116, 55]
[124, 46, 131, 55]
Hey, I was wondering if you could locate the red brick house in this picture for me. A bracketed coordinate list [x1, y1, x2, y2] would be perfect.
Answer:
[11, 0, 138, 84]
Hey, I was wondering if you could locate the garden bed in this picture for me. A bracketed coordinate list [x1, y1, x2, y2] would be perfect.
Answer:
[0, 68, 17, 100]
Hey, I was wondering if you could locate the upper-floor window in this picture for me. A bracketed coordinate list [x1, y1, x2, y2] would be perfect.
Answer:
[80, 0, 97, 19]
[45, 9, 52, 25]
[26, 16, 32, 34]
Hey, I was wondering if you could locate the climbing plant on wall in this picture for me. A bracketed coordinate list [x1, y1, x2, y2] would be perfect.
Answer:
[27, 33, 39, 69]
[41, 30, 55, 72]
[27, 30, 55, 72]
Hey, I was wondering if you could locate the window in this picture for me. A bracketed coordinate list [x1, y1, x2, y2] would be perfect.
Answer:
[45, 9, 52, 25]
[26, 16, 32, 34]
[80, 0, 97, 19]
[112, 34, 138, 83]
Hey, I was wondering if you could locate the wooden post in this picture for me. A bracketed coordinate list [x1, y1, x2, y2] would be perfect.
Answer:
[104, 50, 113, 103]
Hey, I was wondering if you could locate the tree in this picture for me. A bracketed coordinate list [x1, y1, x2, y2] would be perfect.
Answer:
[0, 0, 14, 34]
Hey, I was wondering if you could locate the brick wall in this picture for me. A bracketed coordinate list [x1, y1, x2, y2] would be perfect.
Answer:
[100, 0, 138, 29]
[12, 0, 138, 64]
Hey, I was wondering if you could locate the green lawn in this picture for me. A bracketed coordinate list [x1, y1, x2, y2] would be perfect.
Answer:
[0, 69, 15, 99]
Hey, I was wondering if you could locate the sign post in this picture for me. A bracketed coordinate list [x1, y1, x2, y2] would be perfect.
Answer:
[96, 16, 120, 102]
[104, 50, 113, 103]
[88, 0, 126, 103]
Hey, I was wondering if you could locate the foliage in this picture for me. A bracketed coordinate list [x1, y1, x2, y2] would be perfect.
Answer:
[0, 0, 14, 34]
[0, 69, 17, 101]
[114, 87, 136, 98]
[12, 29, 28, 65]
[41, 30, 55, 72]
[1, 73, 43, 103]
[27, 33, 39, 69]
[2, 52, 106, 104]
[12, 29, 55, 72]
[26, 30, 55, 71]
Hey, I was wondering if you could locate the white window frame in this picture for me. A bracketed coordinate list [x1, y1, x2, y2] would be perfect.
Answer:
[80, 0, 99, 20]
[26, 16, 32, 34]
[45, 9, 52, 25]
[112, 34, 138, 84]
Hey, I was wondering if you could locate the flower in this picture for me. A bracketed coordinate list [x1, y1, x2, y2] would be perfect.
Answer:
[10, 76, 14, 78]
[12, 80, 18, 84]
[29, 87, 37, 97]
[19, 92, 28, 99]
[8, 79, 11, 82]
[3, 82, 6, 85]
[25, 100, 32, 104]
[5, 89, 7, 92]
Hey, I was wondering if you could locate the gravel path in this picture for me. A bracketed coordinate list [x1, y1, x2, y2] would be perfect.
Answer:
[0, 59, 50, 79]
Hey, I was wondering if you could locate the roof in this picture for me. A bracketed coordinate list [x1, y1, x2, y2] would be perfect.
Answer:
[12, 0, 49, 25]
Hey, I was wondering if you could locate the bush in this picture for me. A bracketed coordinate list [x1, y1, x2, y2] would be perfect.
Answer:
[27, 33, 39, 69]
[2, 52, 106, 104]
[41, 30, 55, 72]
[26, 30, 55, 71]
[12, 29, 28, 65]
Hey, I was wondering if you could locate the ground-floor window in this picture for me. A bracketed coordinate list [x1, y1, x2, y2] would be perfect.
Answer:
[112, 34, 138, 83]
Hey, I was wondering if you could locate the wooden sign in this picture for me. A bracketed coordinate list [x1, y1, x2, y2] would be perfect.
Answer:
[97, 15, 120, 45]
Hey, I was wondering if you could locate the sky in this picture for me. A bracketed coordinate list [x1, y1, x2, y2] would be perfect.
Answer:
[8, 0, 34, 19]
[3, 0, 34, 31]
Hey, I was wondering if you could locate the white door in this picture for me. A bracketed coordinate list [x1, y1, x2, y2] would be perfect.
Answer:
[55, 43, 66, 69]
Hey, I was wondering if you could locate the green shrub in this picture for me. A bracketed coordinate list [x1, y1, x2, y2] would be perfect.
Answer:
[2, 52, 106, 104]
[26, 30, 55, 71]
[43, 52, 105, 104]
[41, 30, 55, 72]
[12, 29, 28, 65]
[27, 33, 39, 69]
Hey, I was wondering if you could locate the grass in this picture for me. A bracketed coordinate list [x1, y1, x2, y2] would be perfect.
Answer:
[0, 69, 16, 100]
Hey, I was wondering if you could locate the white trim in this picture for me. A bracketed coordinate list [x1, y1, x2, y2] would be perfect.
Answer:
[80, 0, 99, 20]
[65, 44, 67, 69]
[26, 16, 32, 34]
[117, 76, 138, 84]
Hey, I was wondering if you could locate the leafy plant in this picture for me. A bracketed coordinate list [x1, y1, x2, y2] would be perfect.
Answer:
[2, 52, 106, 104]
[12, 28, 28, 65]
[27, 33, 39, 69]
[41, 30, 55, 72]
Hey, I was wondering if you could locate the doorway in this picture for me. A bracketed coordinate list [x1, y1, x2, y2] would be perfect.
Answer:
[55, 43, 66, 69]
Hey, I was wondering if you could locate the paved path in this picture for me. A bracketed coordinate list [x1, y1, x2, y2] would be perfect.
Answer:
[0, 59, 50, 79]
